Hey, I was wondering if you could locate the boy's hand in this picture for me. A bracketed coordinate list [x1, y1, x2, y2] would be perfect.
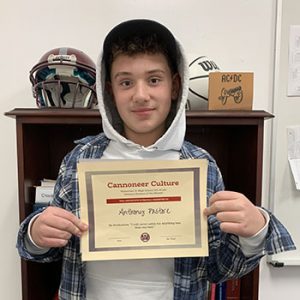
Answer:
[203, 191, 266, 237]
[30, 206, 88, 248]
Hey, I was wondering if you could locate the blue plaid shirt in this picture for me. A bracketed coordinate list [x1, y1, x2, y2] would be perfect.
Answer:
[17, 133, 295, 300]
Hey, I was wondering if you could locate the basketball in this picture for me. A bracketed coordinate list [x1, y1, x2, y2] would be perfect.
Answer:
[186, 55, 220, 110]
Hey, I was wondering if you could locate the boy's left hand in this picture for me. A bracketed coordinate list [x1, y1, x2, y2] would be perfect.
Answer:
[203, 191, 266, 237]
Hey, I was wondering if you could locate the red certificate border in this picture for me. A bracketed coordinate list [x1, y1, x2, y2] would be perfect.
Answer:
[83, 167, 202, 253]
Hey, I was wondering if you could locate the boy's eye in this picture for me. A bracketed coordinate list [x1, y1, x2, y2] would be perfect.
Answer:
[120, 80, 132, 87]
[149, 77, 161, 85]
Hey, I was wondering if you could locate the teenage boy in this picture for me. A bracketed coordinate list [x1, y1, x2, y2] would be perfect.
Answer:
[17, 19, 295, 300]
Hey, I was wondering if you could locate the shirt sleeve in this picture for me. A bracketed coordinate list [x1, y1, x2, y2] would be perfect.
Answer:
[238, 207, 269, 257]
[16, 154, 70, 262]
[205, 160, 296, 283]
[24, 213, 50, 255]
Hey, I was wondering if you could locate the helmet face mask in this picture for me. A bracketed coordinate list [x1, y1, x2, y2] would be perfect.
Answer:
[35, 79, 95, 108]
[30, 47, 97, 108]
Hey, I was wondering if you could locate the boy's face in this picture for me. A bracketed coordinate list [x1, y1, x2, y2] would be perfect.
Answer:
[109, 52, 180, 147]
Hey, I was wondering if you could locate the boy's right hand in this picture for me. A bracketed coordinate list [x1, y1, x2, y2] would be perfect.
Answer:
[30, 206, 88, 248]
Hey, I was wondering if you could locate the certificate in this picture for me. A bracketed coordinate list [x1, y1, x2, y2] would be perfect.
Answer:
[78, 159, 208, 261]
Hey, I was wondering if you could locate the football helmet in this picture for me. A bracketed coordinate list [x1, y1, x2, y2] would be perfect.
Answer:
[30, 47, 97, 108]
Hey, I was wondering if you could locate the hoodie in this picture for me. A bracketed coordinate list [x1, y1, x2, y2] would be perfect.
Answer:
[96, 19, 190, 160]
[85, 19, 190, 300]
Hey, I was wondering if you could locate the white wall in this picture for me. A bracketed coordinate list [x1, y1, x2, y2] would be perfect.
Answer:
[0, 0, 298, 299]
[259, 0, 300, 299]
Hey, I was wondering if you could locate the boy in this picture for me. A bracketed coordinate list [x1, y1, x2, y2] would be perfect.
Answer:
[17, 19, 295, 300]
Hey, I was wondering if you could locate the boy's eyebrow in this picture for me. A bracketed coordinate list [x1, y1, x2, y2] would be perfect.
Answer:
[147, 69, 166, 75]
[113, 69, 166, 79]
[113, 72, 131, 80]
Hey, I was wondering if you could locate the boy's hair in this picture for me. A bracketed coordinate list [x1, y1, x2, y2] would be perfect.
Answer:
[102, 19, 179, 80]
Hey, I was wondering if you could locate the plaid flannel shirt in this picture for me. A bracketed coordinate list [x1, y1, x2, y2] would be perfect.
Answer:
[17, 133, 295, 300]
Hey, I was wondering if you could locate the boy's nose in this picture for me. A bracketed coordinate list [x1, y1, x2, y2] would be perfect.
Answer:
[133, 82, 150, 103]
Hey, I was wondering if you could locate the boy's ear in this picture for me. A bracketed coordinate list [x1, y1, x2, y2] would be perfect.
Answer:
[171, 73, 181, 100]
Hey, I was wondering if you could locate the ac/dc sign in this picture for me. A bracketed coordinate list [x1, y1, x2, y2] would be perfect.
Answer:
[208, 72, 253, 110]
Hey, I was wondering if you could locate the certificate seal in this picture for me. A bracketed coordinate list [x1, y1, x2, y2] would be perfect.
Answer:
[140, 232, 150, 242]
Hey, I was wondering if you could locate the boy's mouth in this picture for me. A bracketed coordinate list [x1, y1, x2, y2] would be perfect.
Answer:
[132, 107, 155, 116]
[132, 107, 155, 112]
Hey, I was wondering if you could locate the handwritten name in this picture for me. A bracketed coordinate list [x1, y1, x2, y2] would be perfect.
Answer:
[118, 208, 171, 217]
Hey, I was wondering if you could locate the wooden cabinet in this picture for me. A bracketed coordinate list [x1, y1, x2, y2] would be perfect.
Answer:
[6, 108, 272, 300]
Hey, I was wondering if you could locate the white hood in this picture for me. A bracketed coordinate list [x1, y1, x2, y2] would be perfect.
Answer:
[96, 28, 189, 153]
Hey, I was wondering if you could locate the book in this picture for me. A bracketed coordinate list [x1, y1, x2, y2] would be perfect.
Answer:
[216, 282, 227, 300]
[35, 179, 55, 203]
[226, 278, 241, 300]
[35, 185, 54, 203]
[205, 282, 214, 299]
[210, 283, 217, 300]
[40, 178, 56, 187]
[33, 202, 48, 212]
